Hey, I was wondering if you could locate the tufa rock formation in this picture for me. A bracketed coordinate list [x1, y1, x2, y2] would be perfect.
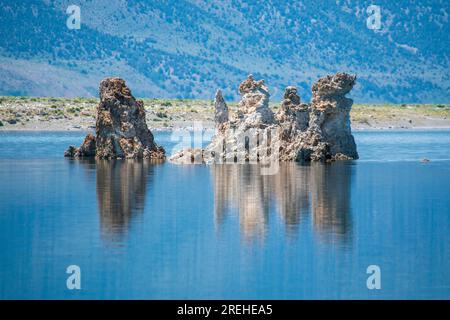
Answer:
[236, 74, 274, 125]
[170, 72, 358, 164]
[171, 75, 278, 164]
[214, 89, 229, 126]
[65, 78, 165, 160]
[64, 133, 96, 158]
[283, 73, 358, 161]
[275, 86, 310, 138]
[310, 73, 358, 159]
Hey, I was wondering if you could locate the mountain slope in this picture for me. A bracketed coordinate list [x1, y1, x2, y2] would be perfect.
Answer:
[0, 0, 448, 102]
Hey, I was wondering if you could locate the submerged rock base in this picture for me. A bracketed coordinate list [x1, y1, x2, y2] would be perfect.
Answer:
[170, 72, 358, 164]
[65, 78, 165, 160]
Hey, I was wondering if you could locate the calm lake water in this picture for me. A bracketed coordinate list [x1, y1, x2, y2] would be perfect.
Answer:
[0, 130, 449, 299]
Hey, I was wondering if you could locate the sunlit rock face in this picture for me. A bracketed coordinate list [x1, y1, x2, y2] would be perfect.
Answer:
[65, 77, 165, 160]
[170, 72, 358, 164]
[236, 74, 274, 126]
[171, 75, 278, 165]
[291, 73, 359, 161]
[310, 73, 358, 159]
[170, 75, 278, 164]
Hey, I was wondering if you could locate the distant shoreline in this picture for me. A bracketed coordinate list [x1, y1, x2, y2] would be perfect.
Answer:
[2, 127, 450, 133]
[1, 96, 449, 132]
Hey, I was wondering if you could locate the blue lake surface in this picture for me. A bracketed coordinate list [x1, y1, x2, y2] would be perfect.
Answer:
[0, 130, 449, 299]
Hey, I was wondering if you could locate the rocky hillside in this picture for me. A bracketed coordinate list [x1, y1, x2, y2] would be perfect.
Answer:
[0, 0, 448, 102]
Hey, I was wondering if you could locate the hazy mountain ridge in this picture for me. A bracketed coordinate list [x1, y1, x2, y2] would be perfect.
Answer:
[0, 0, 448, 102]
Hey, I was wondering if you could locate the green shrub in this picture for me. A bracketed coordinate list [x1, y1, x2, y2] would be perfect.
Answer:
[67, 107, 81, 113]
[358, 117, 370, 125]
[156, 111, 168, 118]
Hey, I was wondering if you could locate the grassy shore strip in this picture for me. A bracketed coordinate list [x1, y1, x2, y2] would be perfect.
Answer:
[0, 96, 449, 130]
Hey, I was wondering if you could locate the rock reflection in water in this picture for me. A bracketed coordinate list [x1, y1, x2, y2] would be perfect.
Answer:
[212, 165, 269, 241]
[310, 163, 353, 241]
[211, 163, 353, 242]
[271, 163, 311, 236]
[95, 160, 153, 243]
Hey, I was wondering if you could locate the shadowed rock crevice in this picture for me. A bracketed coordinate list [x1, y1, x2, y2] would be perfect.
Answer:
[65, 78, 165, 160]
[170, 72, 358, 164]
[214, 89, 229, 127]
